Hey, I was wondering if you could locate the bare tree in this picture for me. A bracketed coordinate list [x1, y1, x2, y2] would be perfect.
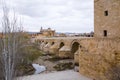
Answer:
[0, 3, 24, 80]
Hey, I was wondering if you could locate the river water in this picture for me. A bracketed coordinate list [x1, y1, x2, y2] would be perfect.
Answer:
[32, 64, 46, 74]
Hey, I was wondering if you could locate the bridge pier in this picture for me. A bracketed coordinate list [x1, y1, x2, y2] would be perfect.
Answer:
[43, 43, 51, 53]
[49, 42, 59, 54]
[40, 42, 45, 50]
[59, 46, 71, 58]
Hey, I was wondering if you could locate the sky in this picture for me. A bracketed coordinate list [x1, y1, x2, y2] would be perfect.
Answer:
[0, 0, 94, 33]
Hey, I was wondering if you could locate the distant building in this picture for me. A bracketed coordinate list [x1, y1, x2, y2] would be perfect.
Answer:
[40, 27, 55, 37]
[31, 27, 56, 39]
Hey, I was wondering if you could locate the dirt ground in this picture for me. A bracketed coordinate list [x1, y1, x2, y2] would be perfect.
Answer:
[33, 55, 75, 72]
[17, 70, 92, 80]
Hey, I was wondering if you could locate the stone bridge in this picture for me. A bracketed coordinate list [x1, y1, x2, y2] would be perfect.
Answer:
[32, 0, 120, 79]
[36, 37, 93, 63]
[34, 36, 120, 79]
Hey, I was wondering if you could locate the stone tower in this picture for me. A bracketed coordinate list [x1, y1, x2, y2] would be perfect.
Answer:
[94, 0, 120, 38]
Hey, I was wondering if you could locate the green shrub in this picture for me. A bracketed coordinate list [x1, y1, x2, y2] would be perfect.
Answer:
[24, 46, 43, 62]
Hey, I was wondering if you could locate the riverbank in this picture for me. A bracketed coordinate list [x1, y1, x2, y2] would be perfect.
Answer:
[33, 53, 75, 72]
[17, 70, 92, 80]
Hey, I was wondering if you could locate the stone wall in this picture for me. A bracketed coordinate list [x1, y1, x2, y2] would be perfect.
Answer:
[94, 0, 120, 38]
[79, 38, 120, 80]
[37, 37, 120, 79]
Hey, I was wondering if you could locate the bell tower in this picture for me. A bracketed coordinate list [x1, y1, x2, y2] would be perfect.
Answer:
[94, 0, 120, 38]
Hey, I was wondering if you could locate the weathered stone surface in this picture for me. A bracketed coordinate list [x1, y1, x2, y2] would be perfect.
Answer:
[94, 0, 120, 38]
[74, 50, 79, 64]
[49, 42, 59, 54]
[79, 39, 120, 80]
[43, 43, 51, 53]
[38, 38, 120, 80]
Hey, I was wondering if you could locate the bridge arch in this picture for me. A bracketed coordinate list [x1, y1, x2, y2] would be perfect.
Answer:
[70, 39, 80, 50]
[70, 39, 81, 66]
[71, 42, 79, 54]
[41, 41, 44, 43]
[59, 42, 65, 49]
[71, 41, 79, 58]
[51, 42, 55, 45]
[45, 42, 48, 44]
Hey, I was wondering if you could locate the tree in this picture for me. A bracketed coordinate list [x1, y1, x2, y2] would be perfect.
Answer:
[0, 3, 24, 80]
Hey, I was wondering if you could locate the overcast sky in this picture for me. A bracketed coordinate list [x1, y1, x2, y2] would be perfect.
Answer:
[0, 0, 94, 33]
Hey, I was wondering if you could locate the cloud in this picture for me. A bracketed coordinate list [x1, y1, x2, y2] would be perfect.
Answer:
[0, 0, 94, 33]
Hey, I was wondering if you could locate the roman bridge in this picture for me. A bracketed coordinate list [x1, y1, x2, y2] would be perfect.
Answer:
[33, 36, 120, 79]
[35, 37, 93, 63]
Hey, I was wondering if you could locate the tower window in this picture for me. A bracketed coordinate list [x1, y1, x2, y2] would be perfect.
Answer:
[104, 30, 107, 37]
[104, 11, 108, 16]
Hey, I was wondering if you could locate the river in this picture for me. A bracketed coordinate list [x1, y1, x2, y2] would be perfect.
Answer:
[32, 63, 46, 74]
